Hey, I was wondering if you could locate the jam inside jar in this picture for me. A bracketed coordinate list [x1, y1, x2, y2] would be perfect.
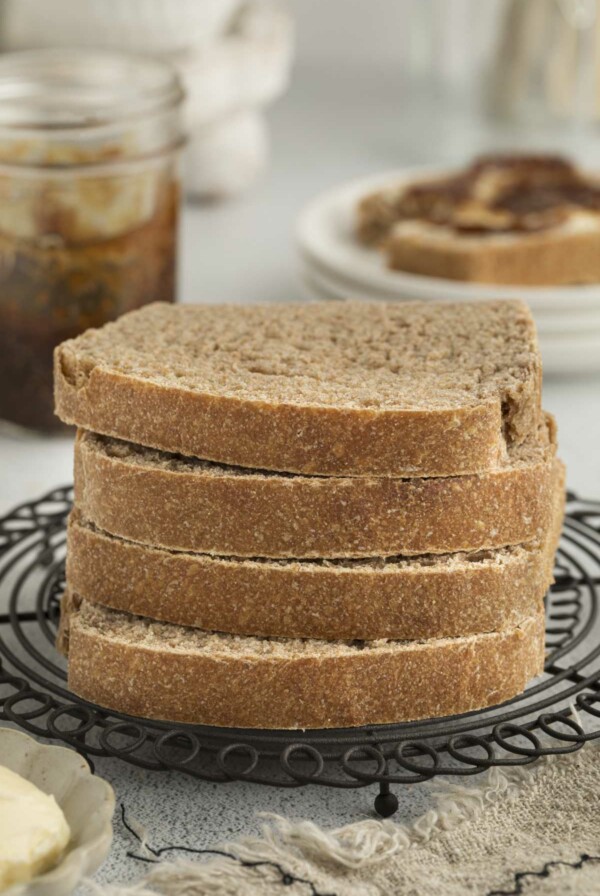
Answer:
[0, 49, 184, 431]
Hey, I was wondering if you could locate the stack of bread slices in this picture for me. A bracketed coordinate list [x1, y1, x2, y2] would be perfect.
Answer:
[54, 299, 563, 730]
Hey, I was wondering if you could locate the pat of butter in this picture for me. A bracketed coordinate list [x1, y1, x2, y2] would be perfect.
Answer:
[0, 765, 70, 891]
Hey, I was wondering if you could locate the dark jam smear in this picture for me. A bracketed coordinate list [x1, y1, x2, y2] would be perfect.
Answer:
[397, 154, 600, 236]
[495, 181, 600, 215]
[470, 152, 576, 179]
[395, 173, 472, 223]
[0, 182, 178, 431]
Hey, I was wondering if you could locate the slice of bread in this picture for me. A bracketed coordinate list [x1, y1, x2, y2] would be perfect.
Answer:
[59, 595, 545, 729]
[66, 469, 564, 640]
[74, 421, 559, 559]
[356, 154, 600, 285]
[386, 217, 600, 286]
[55, 300, 542, 477]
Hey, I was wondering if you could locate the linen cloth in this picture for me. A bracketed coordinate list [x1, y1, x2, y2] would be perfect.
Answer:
[94, 741, 600, 896]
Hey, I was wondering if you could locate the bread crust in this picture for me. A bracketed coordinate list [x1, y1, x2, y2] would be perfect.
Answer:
[74, 430, 560, 559]
[62, 599, 546, 729]
[56, 364, 505, 478]
[386, 222, 600, 285]
[53, 300, 543, 478]
[66, 474, 563, 639]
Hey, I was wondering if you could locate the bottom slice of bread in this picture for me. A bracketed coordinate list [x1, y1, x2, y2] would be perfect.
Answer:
[60, 596, 545, 729]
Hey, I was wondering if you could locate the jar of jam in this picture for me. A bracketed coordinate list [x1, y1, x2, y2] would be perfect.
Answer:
[0, 49, 184, 431]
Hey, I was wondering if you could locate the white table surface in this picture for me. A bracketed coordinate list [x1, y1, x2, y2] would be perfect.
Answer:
[1, 68, 600, 885]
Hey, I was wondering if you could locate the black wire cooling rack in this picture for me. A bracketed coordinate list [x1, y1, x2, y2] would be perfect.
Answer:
[1, 486, 600, 817]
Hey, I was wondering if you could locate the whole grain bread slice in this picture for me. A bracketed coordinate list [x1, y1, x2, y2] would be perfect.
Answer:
[58, 595, 545, 729]
[386, 218, 600, 285]
[355, 154, 600, 285]
[55, 300, 542, 477]
[74, 420, 559, 559]
[66, 468, 564, 640]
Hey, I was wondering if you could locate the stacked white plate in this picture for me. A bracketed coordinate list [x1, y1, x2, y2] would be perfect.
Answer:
[297, 168, 600, 375]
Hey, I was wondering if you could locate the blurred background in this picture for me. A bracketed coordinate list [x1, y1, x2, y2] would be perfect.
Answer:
[0, 0, 598, 502]
[2, 0, 599, 301]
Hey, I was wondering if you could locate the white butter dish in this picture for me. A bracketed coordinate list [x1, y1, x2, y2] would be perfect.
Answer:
[0, 729, 114, 896]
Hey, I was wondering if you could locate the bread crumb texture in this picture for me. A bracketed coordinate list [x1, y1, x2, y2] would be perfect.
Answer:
[58, 300, 536, 410]
[55, 300, 542, 476]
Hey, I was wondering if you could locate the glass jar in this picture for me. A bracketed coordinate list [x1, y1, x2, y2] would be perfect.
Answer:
[0, 49, 184, 431]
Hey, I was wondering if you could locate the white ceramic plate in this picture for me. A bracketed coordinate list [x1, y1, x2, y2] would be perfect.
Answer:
[296, 167, 600, 314]
[0, 729, 115, 896]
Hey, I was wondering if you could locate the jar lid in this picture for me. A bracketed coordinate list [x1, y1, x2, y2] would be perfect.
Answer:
[0, 48, 184, 130]
[0, 48, 184, 169]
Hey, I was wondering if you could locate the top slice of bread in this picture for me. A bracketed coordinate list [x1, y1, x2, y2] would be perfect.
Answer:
[55, 300, 542, 477]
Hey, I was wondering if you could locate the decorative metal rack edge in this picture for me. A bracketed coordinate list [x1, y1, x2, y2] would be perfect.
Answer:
[1, 486, 600, 817]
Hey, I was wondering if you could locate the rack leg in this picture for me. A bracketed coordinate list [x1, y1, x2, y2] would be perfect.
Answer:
[374, 781, 398, 818]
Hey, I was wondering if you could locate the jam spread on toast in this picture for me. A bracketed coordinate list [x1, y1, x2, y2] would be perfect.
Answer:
[358, 154, 600, 242]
